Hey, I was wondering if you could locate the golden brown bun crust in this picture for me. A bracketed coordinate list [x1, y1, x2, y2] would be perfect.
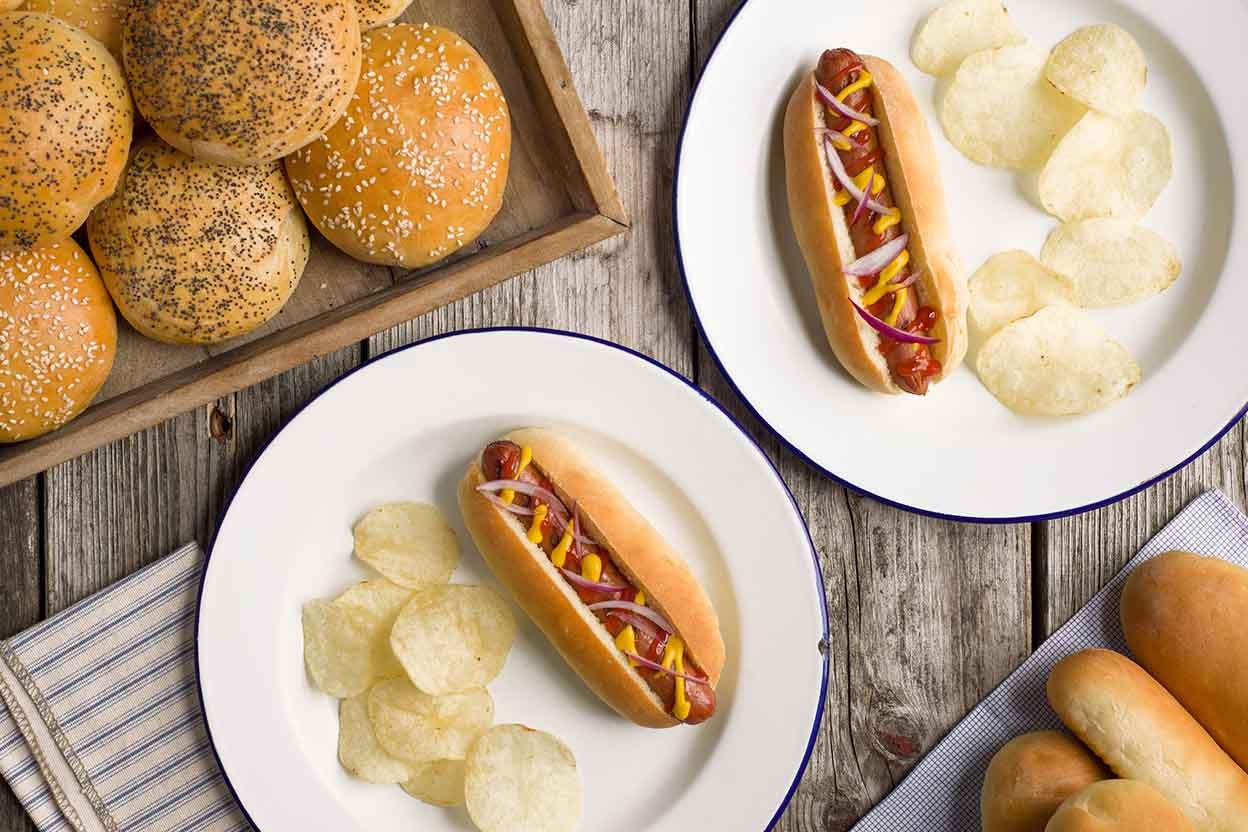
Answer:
[981, 731, 1108, 832]
[459, 464, 679, 729]
[783, 60, 967, 394]
[0, 240, 117, 443]
[504, 428, 725, 684]
[87, 135, 309, 344]
[285, 23, 510, 269]
[864, 56, 968, 375]
[1047, 649, 1248, 831]
[0, 12, 132, 248]
[1045, 780, 1194, 832]
[23, 0, 126, 58]
[352, 0, 411, 29]
[1121, 551, 1248, 772]
[123, 0, 361, 165]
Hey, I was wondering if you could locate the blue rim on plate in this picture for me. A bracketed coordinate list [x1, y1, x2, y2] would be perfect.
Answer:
[195, 326, 830, 832]
[672, 0, 1248, 525]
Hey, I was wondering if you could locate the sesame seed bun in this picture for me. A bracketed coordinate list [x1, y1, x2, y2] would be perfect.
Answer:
[0, 239, 117, 443]
[23, 0, 126, 58]
[353, 0, 412, 30]
[123, 0, 362, 166]
[285, 23, 511, 269]
[86, 135, 310, 344]
[0, 2, 23, 11]
[0, 12, 132, 249]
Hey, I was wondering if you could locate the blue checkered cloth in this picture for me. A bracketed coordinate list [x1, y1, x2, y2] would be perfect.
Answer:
[0, 543, 246, 832]
[853, 490, 1248, 830]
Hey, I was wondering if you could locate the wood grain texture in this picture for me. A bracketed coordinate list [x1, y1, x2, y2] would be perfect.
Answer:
[690, 2, 1031, 826]
[1037, 421, 1247, 637]
[0, 478, 39, 832]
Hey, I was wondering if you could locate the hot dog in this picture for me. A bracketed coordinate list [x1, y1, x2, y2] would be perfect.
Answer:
[458, 429, 725, 728]
[783, 49, 967, 395]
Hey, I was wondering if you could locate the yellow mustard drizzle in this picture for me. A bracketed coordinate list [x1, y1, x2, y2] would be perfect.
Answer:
[633, 590, 646, 606]
[500, 445, 533, 504]
[615, 626, 638, 667]
[842, 120, 868, 138]
[581, 554, 602, 583]
[661, 637, 691, 721]
[837, 70, 873, 101]
[886, 288, 908, 327]
[873, 208, 901, 236]
[527, 503, 548, 545]
[550, 521, 573, 568]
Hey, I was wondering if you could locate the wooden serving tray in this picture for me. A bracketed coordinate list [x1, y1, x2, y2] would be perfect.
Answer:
[0, 0, 627, 488]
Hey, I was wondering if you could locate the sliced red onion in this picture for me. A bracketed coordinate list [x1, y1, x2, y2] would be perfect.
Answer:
[850, 300, 940, 345]
[843, 234, 909, 277]
[479, 490, 536, 515]
[623, 652, 704, 684]
[588, 601, 673, 634]
[851, 186, 873, 225]
[814, 80, 879, 126]
[889, 270, 921, 290]
[558, 568, 626, 595]
[813, 127, 852, 151]
[607, 609, 661, 641]
[823, 136, 891, 216]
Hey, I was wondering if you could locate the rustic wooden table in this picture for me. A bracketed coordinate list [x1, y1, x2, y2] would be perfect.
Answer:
[0, 2, 1243, 830]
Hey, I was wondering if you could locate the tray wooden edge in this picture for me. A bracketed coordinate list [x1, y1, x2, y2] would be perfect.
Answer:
[0, 212, 626, 487]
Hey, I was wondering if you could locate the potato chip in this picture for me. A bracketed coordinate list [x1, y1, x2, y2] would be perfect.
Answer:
[401, 759, 466, 807]
[303, 579, 411, 696]
[940, 45, 1086, 169]
[302, 600, 379, 697]
[368, 678, 494, 763]
[338, 692, 413, 784]
[1041, 218, 1181, 307]
[1046, 24, 1147, 116]
[969, 251, 1074, 335]
[911, 0, 1027, 77]
[465, 725, 582, 832]
[353, 501, 459, 588]
[390, 585, 516, 695]
[1038, 111, 1172, 222]
[977, 305, 1140, 416]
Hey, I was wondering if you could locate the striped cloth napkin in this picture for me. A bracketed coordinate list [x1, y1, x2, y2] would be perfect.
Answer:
[0, 543, 246, 832]
[852, 489, 1248, 830]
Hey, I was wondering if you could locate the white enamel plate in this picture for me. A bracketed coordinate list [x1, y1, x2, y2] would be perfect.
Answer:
[676, 0, 1247, 520]
[198, 329, 827, 831]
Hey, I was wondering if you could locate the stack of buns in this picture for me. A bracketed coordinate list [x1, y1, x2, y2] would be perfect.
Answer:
[981, 551, 1248, 831]
[0, 0, 511, 443]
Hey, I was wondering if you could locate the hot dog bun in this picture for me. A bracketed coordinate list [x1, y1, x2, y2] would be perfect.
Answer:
[457, 428, 724, 729]
[981, 731, 1109, 832]
[1045, 780, 1194, 832]
[1121, 552, 1248, 772]
[783, 56, 966, 394]
[1047, 649, 1248, 831]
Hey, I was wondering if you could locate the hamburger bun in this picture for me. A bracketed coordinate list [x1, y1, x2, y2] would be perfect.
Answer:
[981, 731, 1109, 832]
[123, 0, 361, 165]
[1045, 780, 1194, 831]
[286, 22, 510, 269]
[352, 0, 412, 29]
[1048, 649, 1248, 831]
[0, 11, 132, 248]
[0, 240, 117, 443]
[87, 135, 309, 344]
[1121, 551, 1248, 772]
[23, 0, 125, 58]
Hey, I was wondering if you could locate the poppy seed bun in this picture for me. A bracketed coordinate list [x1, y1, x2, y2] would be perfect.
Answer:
[123, 0, 362, 165]
[285, 23, 510, 269]
[87, 135, 309, 344]
[0, 12, 132, 249]
[23, 0, 126, 58]
[353, 0, 412, 30]
[0, 239, 117, 443]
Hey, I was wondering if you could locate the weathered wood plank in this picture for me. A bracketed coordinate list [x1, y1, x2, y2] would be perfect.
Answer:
[41, 346, 362, 613]
[1037, 420, 1246, 638]
[690, 2, 1032, 827]
[370, 0, 694, 369]
[0, 477, 40, 832]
